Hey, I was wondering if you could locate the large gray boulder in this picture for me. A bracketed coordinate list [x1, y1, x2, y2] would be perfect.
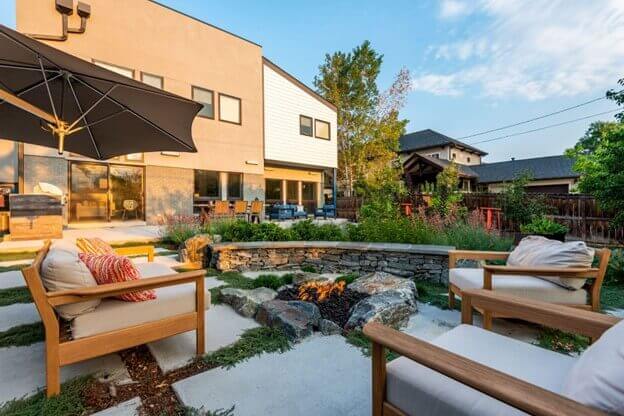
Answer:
[349, 271, 417, 300]
[256, 300, 321, 341]
[221, 287, 277, 318]
[319, 319, 342, 336]
[291, 272, 328, 285]
[345, 290, 417, 330]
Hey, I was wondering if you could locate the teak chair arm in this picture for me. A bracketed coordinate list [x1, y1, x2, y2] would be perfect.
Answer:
[113, 245, 155, 262]
[363, 321, 607, 416]
[448, 250, 510, 268]
[482, 264, 599, 278]
[46, 270, 205, 306]
[461, 289, 620, 340]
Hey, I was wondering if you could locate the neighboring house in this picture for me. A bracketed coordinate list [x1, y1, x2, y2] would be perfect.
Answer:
[400, 129, 579, 193]
[0, 0, 337, 225]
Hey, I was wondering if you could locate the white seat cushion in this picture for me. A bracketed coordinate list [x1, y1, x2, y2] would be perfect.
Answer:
[386, 325, 577, 416]
[450, 268, 587, 305]
[71, 263, 210, 339]
[563, 319, 624, 414]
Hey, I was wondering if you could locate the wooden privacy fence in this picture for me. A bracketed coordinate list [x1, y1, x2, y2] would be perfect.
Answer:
[336, 194, 623, 245]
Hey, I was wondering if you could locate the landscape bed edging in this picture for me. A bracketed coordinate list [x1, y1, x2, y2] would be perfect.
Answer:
[206, 241, 454, 283]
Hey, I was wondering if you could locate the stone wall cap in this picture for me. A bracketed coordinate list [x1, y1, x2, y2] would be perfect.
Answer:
[209, 241, 455, 255]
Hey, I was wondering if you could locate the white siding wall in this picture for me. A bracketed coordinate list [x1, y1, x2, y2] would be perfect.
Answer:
[263, 64, 338, 168]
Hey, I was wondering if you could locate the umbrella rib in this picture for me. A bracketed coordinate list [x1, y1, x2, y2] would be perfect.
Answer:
[81, 109, 127, 129]
[0, 74, 63, 107]
[67, 85, 116, 131]
[66, 76, 101, 159]
[72, 76, 195, 151]
[38, 55, 59, 122]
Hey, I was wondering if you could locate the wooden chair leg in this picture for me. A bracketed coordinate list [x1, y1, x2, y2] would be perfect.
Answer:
[448, 285, 455, 309]
[371, 342, 386, 416]
[195, 277, 205, 355]
[483, 311, 493, 331]
[46, 338, 60, 397]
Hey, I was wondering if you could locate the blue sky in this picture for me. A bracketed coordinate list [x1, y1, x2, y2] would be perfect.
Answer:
[2, 0, 622, 162]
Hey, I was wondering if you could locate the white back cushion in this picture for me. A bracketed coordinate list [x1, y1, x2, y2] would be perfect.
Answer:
[562, 320, 624, 414]
[507, 236, 594, 290]
[41, 247, 100, 320]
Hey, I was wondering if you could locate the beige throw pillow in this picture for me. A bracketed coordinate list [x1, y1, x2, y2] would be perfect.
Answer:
[507, 236, 594, 290]
[41, 246, 101, 320]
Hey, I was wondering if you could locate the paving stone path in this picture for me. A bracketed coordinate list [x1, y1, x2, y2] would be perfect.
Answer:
[91, 397, 142, 416]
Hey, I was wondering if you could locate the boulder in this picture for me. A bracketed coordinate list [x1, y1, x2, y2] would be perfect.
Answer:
[221, 287, 277, 318]
[349, 271, 417, 300]
[256, 300, 321, 341]
[345, 290, 417, 330]
[292, 272, 328, 285]
[319, 319, 342, 336]
[179, 234, 212, 264]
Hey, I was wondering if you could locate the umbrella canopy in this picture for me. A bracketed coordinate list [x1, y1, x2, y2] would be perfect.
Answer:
[0, 24, 201, 159]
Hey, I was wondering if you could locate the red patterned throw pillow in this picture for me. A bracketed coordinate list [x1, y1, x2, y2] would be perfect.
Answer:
[79, 253, 156, 302]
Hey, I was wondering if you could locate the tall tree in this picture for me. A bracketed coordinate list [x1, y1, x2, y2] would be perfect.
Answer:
[314, 42, 410, 197]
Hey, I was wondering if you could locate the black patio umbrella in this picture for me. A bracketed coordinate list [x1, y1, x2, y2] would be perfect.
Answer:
[0, 24, 201, 159]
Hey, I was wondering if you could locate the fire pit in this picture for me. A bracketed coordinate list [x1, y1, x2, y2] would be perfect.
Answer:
[277, 280, 369, 328]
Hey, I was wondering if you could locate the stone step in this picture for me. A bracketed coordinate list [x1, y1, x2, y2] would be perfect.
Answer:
[91, 397, 143, 416]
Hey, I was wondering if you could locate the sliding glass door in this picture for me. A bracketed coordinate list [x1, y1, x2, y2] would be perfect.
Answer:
[69, 162, 144, 223]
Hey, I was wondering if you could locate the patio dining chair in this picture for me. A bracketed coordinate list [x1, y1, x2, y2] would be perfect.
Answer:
[448, 236, 610, 330]
[250, 200, 264, 223]
[365, 289, 622, 416]
[212, 200, 231, 218]
[233, 200, 249, 220]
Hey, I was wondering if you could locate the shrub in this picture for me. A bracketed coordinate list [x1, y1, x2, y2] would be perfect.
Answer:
[497, 173, 552, 226]
[300, 265, 318, 273]
[519, 217, 569, 235]
[158, 214, 201, 245]
[606, 249, 624, 285]
[253, 274, 289, 290]
[221, 221, 293, 242]
[290, 219, 345, 241]
[335, 273, 358, 285]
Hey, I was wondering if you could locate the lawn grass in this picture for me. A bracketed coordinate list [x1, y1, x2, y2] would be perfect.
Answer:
[215, 272, 255, 290]
[416, 281, 459, 310]
[0, 377, 91, 416]
[0, 287, 32, 307]
[203, 327, 291, 369]
[344, 330, 400, 362]
[0, 322, 44, 348]
[537, 328, 589, 355]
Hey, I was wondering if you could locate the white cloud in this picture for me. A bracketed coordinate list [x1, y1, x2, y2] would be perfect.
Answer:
[414, 0, 624, 100]
[439, 0, 471, 19]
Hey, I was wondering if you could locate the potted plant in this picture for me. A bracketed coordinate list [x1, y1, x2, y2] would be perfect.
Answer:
[519, 216, 569, 242]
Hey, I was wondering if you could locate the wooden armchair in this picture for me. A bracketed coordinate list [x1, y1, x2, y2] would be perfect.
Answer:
[364, 289, 620, 416]
[448, 249, 610, 329]
[23, 241, 206, 397]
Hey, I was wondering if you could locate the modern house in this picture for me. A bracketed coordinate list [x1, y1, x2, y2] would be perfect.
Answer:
[400, 129, 579, 193]
[0, 0, 337, 224]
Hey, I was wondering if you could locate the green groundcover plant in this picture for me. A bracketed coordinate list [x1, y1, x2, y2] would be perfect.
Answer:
[519, 217, 569, 235]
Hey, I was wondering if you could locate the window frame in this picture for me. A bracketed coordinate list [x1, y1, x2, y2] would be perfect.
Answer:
[218, 93, 242, 125]
[192, 86, 215, 119]
[299, 115, 313, 137]
[93, 60, 135, 79]
[314, 119, 331, 140]
[140, 72, 163, 89]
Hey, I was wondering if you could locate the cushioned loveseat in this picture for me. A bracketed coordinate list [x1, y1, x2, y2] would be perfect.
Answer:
[22, 240, 209, 397]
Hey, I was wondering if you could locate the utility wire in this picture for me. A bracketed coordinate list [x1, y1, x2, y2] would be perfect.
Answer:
[468, 108, 620, 145]
[458, 95, 613, 140]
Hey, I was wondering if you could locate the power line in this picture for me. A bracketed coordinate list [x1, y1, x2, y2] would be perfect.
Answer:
[458, 95, 610, 140]
[468, 108, 620, 145]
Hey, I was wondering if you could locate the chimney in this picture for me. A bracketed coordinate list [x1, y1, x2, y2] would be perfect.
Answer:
[511, 157, 515, 161]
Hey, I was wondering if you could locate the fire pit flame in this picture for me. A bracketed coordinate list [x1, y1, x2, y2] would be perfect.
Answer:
[298, 280, 346, 302]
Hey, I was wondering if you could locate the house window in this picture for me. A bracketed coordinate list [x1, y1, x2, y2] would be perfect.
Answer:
[265, 179, 282, 201]
[467, 157, 471, 163]
[315, 119, 330, 140]
[94, 61, 134, 79]
[452, 153, 457, 160]
[194, 170, 220, 199]
[192, 87, 214, 119]
[141, 72, 163, 89]
[302, 182, 316, 201]
[429, 153, 440, 159]
[125, 153, 144, 162]
[286, 180, 298, 203]
[300, 115, 313, 136]
[227, 173, 243, 200]
[219, 93, 242, 125]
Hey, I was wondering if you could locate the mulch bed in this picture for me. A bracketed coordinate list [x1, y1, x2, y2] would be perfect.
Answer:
[276, 285, 369, 328]
[83, 346, 216, 415]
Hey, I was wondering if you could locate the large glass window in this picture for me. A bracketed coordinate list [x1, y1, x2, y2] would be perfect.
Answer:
[227, 173, 242, 200]
[286, 180, 298, 203]
[194, 170, 220, 199]
[265, 179, 282, 201]
[141, 72, 163, 89]
[94, 61, 134, 78]
[302, 182, 316, 201]
[300, 115, 313, 136]
[192, 87, 214, 119]
[219, 94, 241, 124]
[315, 119, 330, 140]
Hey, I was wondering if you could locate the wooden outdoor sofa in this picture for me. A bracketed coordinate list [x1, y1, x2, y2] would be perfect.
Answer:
[23, 241, 207, 397]
[447, 248, 611, 329]
[364, 289, 621, 416]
